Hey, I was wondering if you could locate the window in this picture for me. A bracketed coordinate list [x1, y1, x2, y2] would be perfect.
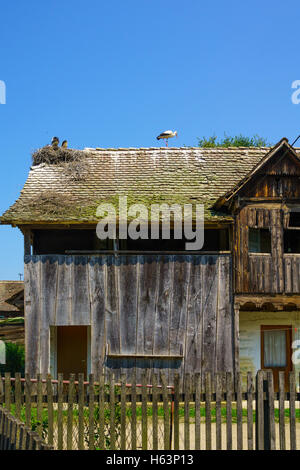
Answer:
[248, 228, 271, 253]
[288, 211, 300, 227]
[284, 229, 300, 253]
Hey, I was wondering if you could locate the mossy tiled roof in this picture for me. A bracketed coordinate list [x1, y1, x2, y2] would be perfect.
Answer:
[0, 146, 285, 225]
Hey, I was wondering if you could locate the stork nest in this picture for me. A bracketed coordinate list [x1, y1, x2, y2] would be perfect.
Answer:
[32, 146, 89, 182]
[32, 146, 83, 165]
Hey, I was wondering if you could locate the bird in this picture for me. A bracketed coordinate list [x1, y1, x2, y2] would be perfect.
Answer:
[156, 130, 178, 147]
[61, 140, 68, 148]
[51, 136, 59, 148]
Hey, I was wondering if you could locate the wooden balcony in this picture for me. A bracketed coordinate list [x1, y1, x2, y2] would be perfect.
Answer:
[245, 253, 300, 294]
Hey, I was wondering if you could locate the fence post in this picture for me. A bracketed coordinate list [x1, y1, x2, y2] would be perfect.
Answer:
[88, 373, 95, 450]
[289, 372, 296, 450]
[67, 373, 75, 450]
[205, 372, 212, 450]
[247, 372, 254, 451]
[226, 372, 233, 450]
[47, 374, 54, 447]
[120, 374, 126, 450]
[57, 373, 63, 450]
[184, 373, 190, 450]
[15, 373, 22, 420]
[4, 372, 11, 411]
[98, 372, 105, 450]
[78, 373, 84, 450]
[109, 371, 116, 450]
[174, 373, 180, 451]
[255, 370, 264, 450]
[142, 371, 148, 450]
[151, 372, 158, 451]
[160, 372, 170, 451]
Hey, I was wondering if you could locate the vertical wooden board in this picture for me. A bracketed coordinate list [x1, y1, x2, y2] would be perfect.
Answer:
[40, 256, 58, 376]
[216, 255, 233, 373]
[201, 256, 218, 376]
[71, 256, 90, 325]
[137, 256, 159, 355]
[55, 255, 72, 325]
[170, 257, 190, 371]
[247, 372, 254, 451]
[105, 256, 120, 355]
[184, 258, 202, 374]
[285, 256, 292, 294]
[119, 255, 138, 354]
[278, 371, 286, 450]
[153, 257, 172, 379]
[24, 257, 40, 377]
[89, 257, 106, 375]
[292, 257, 299, 293]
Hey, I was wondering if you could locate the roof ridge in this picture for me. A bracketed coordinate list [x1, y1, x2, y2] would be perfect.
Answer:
[85, 146, 271, 151]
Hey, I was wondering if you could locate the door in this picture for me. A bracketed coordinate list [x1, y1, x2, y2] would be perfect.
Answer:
[261, 325, 292, 391]
[57, 326, 88, 380]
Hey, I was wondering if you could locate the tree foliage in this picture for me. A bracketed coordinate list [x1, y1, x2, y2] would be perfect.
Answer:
[0, 342, 25, 376]
[198, 134, 271, 148]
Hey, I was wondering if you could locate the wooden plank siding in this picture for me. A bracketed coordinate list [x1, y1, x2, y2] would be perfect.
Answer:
[24, 254, 234, 382]
[234, 206, 300, 294]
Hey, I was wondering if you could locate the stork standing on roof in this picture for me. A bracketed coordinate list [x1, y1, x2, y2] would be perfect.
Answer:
[156, 130, 178, 147]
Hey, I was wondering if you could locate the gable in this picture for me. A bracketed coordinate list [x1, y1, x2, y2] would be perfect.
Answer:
[215, 138, 300, 208]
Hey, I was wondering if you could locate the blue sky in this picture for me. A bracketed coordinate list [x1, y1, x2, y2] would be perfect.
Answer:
[0, 0, 300, 279]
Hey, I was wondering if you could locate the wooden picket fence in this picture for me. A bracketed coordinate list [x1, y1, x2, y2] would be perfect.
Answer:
[0, 406, 53, 450]
[0, 369, 300, 450]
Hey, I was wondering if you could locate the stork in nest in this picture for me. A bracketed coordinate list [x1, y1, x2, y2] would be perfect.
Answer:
[156, 130, 178, 147]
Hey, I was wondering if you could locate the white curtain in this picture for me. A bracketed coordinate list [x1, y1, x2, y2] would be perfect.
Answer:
[264, 330, 286, 367]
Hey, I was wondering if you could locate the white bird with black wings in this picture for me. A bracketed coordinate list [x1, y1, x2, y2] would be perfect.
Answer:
[156, 130, 178, 146]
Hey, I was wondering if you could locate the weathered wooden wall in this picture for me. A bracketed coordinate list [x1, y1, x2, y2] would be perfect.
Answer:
[234, 206, 300, 294]
[24, 254, 234, 382]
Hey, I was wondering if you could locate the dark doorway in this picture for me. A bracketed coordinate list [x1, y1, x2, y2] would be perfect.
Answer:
[57, 326, 88, 380]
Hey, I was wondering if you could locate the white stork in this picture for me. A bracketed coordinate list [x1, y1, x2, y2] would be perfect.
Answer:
[156, 130, 178, 147]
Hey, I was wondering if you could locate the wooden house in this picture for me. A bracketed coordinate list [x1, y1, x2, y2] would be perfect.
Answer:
[0, 281, 24, 344]
[1, 137, 300, 386]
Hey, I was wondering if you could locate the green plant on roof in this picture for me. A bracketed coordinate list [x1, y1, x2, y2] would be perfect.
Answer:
[198, 134, 271, 148]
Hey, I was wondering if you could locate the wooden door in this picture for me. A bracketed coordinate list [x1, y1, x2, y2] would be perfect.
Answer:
[261, 325, 292, 391]
[57, 326, 88, 380]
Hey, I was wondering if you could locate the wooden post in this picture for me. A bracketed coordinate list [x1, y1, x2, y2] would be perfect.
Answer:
[36, 373, 43, 437]
[15, 373, 22, 420]
[120, 374, 126, 450]
[267, 370, 275, 450]
[215, 372, 222, 450]
[142, 371, 148, 450]
[161, 372, 170, 450]
[98, 373, 105, 450]
[109, 371, 116, 450]
[174, 373, 180, 451]
[152, 372, 158, 451]
[57, 373, 63, 450]
[88, 373, 95, 450]
[236, 372, 243, 450]
[289, 372, 296, 450]
[4, 372, 11, 411]
[78, 373, 84, 450]
[255, 370, 264, 450]
[205, 372, 212, 450]
[278, 371, 286, 450]
[184, 373, 190, 450]
[195, 373, 201, 450]
[47, 374, 54, 447]
[131, 371, 137, 451]
[226, 372, 233, 450]
[67, 373, 75, 450]
[25, 373, 31, 428]
[247, 372, 254, 450]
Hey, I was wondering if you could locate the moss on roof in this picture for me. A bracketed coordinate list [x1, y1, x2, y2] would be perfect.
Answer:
[1, 146, 280, 225]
